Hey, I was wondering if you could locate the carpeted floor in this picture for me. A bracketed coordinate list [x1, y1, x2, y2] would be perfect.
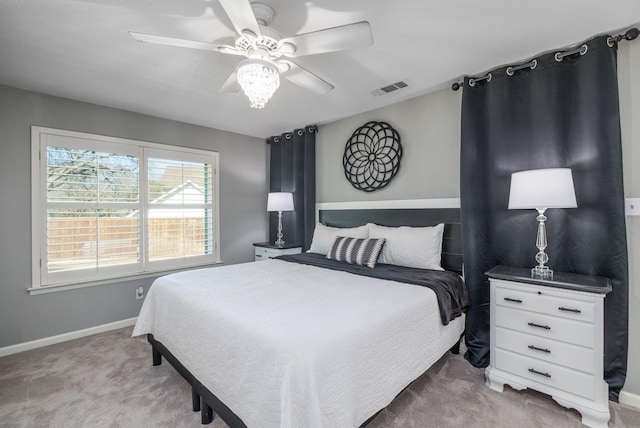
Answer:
[0, 327, 638, 428]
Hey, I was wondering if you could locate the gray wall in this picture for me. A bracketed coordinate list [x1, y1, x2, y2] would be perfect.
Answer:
[618, 39, 640, 403]
[317, 41, 640, 400]
[317, 89, 462, 202]
[0, 85, 268, 348]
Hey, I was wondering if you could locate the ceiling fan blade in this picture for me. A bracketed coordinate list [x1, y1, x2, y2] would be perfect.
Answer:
[218, 0, 261, 37]
[219, 70, 240, 93]
[129, 31, 242, 55]
[279, 60, 334, 95]
[278, 21, 372, 57]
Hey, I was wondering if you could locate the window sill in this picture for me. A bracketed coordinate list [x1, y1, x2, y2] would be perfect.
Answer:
[28, 260, 224, 295]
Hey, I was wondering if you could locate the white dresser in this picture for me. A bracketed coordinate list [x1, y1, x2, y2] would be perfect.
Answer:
[485, 266, 612, 428]
[253, 242, 302, 261]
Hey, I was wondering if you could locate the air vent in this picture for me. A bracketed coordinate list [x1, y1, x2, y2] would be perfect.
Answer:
[373, 81, 408, 96]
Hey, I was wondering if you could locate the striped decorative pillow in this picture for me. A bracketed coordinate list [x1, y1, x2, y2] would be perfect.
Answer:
[326, 236, 386, 268]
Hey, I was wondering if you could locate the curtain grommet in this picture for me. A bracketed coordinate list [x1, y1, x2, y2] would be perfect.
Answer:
[469, 73, 491, 87]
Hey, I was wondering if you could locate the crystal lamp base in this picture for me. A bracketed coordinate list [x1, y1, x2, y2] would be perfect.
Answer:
[531, 265, 553, 279]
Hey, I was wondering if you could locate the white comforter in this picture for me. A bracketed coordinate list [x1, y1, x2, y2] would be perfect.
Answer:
[133, 258, 465, 428]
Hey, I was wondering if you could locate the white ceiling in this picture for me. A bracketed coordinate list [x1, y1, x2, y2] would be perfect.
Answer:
[1, 0, 639, 138]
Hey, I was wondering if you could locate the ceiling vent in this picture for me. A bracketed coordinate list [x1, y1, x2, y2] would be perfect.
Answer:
[373, 81, 408, 96]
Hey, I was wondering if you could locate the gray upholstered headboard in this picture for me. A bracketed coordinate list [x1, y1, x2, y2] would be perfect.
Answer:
[317, 199, 463, 276]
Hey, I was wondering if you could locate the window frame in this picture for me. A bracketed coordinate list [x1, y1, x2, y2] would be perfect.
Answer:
[31, 126, 221, 290]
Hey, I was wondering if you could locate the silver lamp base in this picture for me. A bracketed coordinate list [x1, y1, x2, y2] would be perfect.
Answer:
[274, 210, 285, 247]
[531, 208, 552, 279]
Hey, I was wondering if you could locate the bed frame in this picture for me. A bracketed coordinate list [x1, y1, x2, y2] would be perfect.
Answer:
[147, 199, 463, 427]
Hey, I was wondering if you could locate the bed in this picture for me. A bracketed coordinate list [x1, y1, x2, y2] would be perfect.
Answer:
[132, 201, 468, 427]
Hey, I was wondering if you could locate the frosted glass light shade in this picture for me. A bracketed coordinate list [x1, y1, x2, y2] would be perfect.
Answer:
[508, 168, 577, 210]
[267, 192, 294, 212]
[236, 58, 280, 109]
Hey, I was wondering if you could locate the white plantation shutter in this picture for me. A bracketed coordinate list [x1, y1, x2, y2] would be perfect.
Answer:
[146, 149, 215, 270]
[32, 127, 219, 288]
[43, 141, 142, 285]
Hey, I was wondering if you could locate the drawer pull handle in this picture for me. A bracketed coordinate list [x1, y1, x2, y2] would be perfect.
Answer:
[558, 306, 581, 314]
[527, 322, 551, 330]
[528, 345, 551, 353]
[504, 297, 523, 303]
[528, 368, 551, 378]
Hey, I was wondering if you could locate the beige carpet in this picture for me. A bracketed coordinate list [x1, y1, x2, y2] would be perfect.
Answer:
[0, 327, 638, 428]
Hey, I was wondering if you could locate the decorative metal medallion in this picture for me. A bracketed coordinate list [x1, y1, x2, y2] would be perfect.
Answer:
[342, 121, 402, 192]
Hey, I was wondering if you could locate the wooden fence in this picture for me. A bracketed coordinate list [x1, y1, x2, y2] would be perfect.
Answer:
[47, 217, 207, 266]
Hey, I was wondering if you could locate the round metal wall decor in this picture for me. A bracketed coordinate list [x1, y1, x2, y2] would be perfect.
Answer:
[342, 121, 402, 192]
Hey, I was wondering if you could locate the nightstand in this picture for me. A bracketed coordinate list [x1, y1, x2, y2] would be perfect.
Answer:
[253, 242, 302, 261]
[485, 265, 612, 428]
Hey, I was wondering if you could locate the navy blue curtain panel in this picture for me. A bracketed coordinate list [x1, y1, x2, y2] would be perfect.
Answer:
[460, 34, 628, 400]
[267, 126, 317, 250]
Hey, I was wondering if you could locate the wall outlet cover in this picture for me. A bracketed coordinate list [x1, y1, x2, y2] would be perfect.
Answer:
[626, 198, 640, 216]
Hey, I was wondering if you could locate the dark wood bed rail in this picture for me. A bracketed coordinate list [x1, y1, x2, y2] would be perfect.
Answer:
[149, 332, 463, 427]
[148, 334, 246, 427]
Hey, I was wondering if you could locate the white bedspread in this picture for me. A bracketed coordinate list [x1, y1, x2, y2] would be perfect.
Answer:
[133, 258, 465, 428]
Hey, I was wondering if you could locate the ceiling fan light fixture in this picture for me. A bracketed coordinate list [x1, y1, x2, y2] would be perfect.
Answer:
[236, 58, 280, 108]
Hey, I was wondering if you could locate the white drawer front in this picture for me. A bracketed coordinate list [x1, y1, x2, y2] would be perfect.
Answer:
[495, 327, 595, 374]
[495, 284, 596, 322]
[494, 306, 596, 348]
[494, 348, 596, 400]
[254, 248, 270, 261]
[255, 246, 301, 261]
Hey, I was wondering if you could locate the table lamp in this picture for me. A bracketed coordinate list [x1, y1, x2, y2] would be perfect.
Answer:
[508, 168, 577, 279]
[267, 192, 294, 247]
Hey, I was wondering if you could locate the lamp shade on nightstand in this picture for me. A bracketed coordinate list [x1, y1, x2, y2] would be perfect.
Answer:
[508, 168, 577, 210]
[267, 192, 294, 212]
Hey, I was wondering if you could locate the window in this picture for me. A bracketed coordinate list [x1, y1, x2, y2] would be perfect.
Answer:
[31, 127, 220, 288]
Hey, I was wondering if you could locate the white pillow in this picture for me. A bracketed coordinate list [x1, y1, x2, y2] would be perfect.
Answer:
[367, 223, 445, 270]
[307, 223, 369, 255]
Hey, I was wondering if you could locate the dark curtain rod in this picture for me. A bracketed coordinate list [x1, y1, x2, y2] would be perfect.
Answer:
[451, 27, 639, 91]
[266, 125, 318, 144]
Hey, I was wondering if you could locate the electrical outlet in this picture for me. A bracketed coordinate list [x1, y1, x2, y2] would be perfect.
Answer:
[626, 198, 640, 216]
[135, 286, 144, 300]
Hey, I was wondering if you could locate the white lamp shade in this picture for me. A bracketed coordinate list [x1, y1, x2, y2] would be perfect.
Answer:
[267, 192, 294, 212]
[508, 168, 577, 209]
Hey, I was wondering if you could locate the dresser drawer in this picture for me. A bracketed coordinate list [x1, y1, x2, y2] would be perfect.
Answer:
[495, 283, 596, 322]
[494, 305, 596, 348]
[495, 327, 595, 374]
[494, 348, 596, 400]
[254, 246, 301, 261]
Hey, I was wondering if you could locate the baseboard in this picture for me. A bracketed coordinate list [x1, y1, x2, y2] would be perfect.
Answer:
[619, 390, 640, 410]
[0, 317, 137, 358]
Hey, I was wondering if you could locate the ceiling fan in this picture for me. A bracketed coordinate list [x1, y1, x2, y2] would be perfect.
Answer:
[130, 0, 373, 108]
